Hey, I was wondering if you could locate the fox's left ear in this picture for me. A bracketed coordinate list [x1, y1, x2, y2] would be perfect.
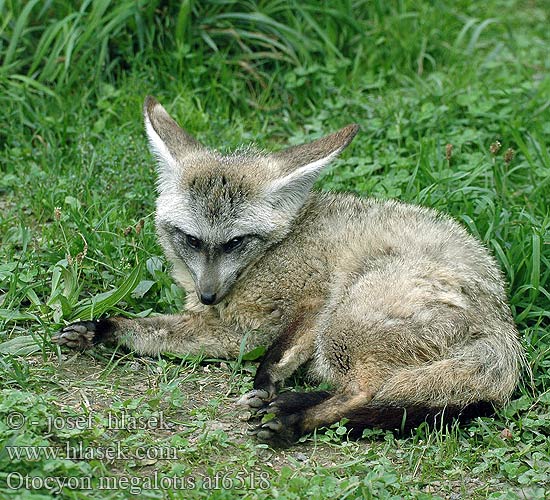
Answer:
[266, 124, 359, 211]
[143, 96, 204, 175]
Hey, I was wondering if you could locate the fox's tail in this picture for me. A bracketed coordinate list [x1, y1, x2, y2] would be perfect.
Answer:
[343, 333, 522, 434]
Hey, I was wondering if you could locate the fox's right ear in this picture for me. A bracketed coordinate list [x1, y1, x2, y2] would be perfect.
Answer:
[266, 124, 359, 214]
[143, 96, 204, 175]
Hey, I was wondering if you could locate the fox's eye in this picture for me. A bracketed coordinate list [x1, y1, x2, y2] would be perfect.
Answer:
[185, 234, 201, 250]
[223, 236, 244, 253]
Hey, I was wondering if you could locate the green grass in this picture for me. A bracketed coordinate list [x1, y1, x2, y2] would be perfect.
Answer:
[1, 0, 549, 498]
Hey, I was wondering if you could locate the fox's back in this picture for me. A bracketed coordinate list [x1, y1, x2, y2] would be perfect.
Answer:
[222, 191, 512, 339]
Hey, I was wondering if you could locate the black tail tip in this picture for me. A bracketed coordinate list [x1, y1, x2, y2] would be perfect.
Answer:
[345, 401, 496, 436]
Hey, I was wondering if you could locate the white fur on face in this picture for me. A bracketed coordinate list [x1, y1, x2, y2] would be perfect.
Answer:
[155, 190, 198, 234]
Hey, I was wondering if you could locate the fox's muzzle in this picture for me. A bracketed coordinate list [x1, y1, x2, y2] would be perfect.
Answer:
[199, 292, 217, 305]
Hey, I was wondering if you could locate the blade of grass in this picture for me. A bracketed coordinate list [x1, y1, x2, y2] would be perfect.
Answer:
[70, 263, 143, 321]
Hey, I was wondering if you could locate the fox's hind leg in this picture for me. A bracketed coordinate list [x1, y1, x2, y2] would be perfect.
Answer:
[252, 385, 496, 446]
[252, 388, 374, 445]
[251, 338, 513, 446]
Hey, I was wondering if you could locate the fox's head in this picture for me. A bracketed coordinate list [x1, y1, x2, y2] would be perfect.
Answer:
[144, 96, 358, 306]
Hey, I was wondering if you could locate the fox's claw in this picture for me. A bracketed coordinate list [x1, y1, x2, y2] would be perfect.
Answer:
[250, 417, 282, 440]
[52, 321, 98, 350]
[236, 389, 271, 409]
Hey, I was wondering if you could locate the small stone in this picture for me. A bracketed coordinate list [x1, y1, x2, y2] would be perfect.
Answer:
[500, 428, 513, 440]
[238, 411, 252, 421]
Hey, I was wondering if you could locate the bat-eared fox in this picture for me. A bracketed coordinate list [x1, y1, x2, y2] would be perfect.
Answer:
[53, 96, 524, 446]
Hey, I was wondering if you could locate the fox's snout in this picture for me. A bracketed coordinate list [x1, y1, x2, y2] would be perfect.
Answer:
[195, 271, 224, 306]
[199, 291, 218, 305]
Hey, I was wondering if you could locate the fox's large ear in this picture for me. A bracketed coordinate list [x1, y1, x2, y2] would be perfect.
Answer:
[266, 124, 359, 211]
[143, 96, 204, 174]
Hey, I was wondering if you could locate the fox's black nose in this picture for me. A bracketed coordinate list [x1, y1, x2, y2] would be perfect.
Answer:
[200, 292, 217, 305]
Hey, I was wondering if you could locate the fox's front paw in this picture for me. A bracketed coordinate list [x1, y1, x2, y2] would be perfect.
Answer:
[52, 321, 99, 350]
[52, 318, 117, 350]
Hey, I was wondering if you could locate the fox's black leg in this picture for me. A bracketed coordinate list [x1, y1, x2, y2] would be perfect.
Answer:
[252, 326, 301, 394]
[252, 391, 497, 447]
[236, 338, 287, 409]
[237, 306, 319, 410]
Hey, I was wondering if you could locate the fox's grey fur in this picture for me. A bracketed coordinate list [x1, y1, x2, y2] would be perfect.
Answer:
[53, 96, 525, 446]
